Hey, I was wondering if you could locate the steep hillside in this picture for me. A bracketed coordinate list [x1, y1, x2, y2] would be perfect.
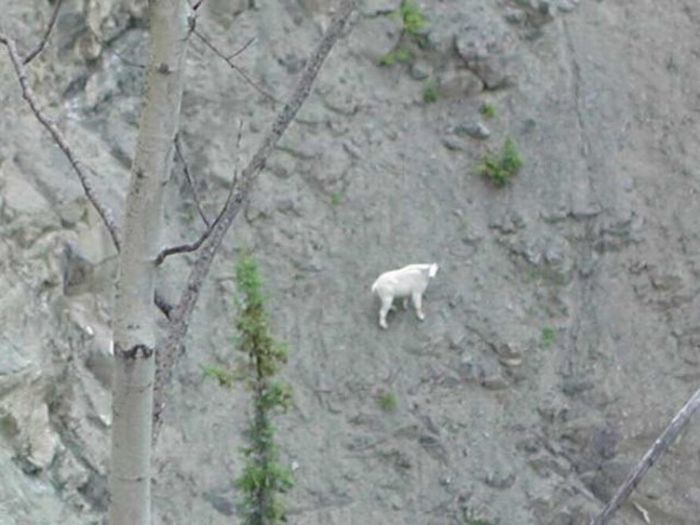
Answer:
[1, 1, 699, 524]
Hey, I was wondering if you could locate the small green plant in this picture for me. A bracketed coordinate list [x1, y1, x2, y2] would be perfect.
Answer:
[480, 102, 496, 119]
[379, 47, 415, 66]
[201, 364, 237, 388]
[330, 191, 344, 206]
[462, 507, 493, 525]
[478, 137, 523, 187]
[541, 327, 556, 348]
[377, 391, 398, 412]
[378, 1, 429, 67]
[423, 80, 439, 103]
[204, 252, 293, 525]
[398, 0, 428, 37]
[461, 507, 493, 525]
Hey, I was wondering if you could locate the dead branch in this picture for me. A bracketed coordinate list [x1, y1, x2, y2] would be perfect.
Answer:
[3, 19, 176, 322]
[154, 183, 233, 266]
[192, 28, 280, 104]
[23, 0, 64, 65]
[152, 0, 358, 439]
[228, 36, 256, 61]
[0, 34, 121, 251]
[174, 134, 211, 227]
[591, 387, 700, 525]
[158, 122, 244, 265]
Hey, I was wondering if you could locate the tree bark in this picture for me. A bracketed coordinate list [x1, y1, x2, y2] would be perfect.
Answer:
[591, 387, 700, 525]
[109, 2, 189, 524]
[152, 0, 358, 440]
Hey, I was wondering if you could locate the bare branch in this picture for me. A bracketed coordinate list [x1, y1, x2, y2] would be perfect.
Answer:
[152, 0, 358, 439]
[591, 387, 700, 525]
[154, 290, 174, 319]
[0, 34, 121, 251]
[236, 118, 244, 147]
[154, 183, 232, 266]
[158, 120, 245, 264]
[156, 154, 239, 266]
[23, 0, 64, 65]
[156, 136, 243, 266]
[174, 134, 211, 227]
[228, 36, 255, 60]
[193, 28, 280, 104]
[2, 30, 174, 320]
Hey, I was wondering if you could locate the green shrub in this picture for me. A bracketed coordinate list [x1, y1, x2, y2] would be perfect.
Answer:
[379, 47, 415, 66]
[377, 391, 398, 412]
[201, 364, 237, 388]
[480, 102, 496, 119]
[423, 80, 439, 103]
[378, 1, 428, 67]
[478, 137, 523, 187]
[399, 0, 428, 37]
[541, 327, 556, 348]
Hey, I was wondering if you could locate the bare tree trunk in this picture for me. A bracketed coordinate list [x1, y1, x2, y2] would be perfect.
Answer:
[591, 387, 700, 525]
[110, 2, 189, 524]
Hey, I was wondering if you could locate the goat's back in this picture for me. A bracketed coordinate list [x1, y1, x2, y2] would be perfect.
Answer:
[372, 264, 433, 297]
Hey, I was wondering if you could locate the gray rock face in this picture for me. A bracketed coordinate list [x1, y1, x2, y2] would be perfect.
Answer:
[454, 13, 516, 89]
[2, 0, 700, 524]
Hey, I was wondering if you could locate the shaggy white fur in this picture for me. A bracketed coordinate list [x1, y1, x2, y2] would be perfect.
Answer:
[371, 263, 439, 329]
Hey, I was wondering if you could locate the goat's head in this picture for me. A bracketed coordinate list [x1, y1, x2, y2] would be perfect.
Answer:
[429, 263, 439, 278]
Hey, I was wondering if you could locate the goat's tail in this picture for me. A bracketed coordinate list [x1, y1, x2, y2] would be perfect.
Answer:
[371, 279, 378, 294]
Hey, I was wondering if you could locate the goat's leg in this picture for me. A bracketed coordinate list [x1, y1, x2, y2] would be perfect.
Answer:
[379, 296, 392, 329]
[402, 297, 409, 310]
[412, 292, 424, 321]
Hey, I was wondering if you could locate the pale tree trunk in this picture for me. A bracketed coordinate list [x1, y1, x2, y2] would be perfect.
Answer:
[110, 2, 189, 524]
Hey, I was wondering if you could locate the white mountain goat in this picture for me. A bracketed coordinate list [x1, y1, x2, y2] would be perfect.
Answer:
[371, 263, 439, 329]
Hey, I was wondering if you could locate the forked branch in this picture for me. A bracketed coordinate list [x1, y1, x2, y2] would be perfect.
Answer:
[193, 29, 279, 103]
[2, 25, 178, 317]
[152, 0, 358, 438]
[158, 121, 243, 265]
[0, 34, 121, 251]
[23, 0, 64, 65]
[154, 184, 233, 266]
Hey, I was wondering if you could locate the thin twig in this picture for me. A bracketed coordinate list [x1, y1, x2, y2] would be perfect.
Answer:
[228, 36, 255, 60]
[0, 34, 121, 251]
[591, 387, 700, 525]
[153, 0, 358, 440]
[156, 119, 243, 265]
[2, 30, 176, 320]
[186, 0, 208, 36]
[175, 134, 211, 227]
[154, 181, 233, 265]
[23, 0, 64, 65]
[193, 28, 280, 104]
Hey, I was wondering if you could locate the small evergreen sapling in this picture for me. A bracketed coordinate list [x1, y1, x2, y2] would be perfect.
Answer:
[203, 253, 293, 524]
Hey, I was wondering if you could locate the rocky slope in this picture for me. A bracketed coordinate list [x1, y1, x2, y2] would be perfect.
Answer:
[1, 0, 700, 523]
